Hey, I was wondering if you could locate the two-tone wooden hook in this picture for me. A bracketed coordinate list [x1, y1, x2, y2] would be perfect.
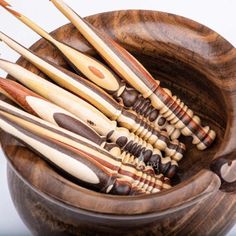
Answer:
[49, 0, 216, 150]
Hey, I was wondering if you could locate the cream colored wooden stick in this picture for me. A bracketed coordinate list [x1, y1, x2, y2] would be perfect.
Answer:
[50, 0, 216, 150]
[0, 100, 171, 193]
[0, 5, 181, 140]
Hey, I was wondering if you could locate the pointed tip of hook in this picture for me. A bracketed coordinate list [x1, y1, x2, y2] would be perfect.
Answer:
[0, 0, 21, 17]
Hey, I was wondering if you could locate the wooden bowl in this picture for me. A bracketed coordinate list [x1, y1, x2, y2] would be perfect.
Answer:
[1, 10, 236, 235]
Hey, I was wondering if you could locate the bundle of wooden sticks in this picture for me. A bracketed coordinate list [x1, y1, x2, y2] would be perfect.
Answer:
[0, 0, 216, 195]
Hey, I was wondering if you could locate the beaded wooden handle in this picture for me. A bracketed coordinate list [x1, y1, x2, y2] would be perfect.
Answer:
[0, 59, 179, 176]
[50, 0, 216, 150]
[0, 31, 184, 161]
[0, 100, 171, 194]
[0, 6, 181, 140]
[0, 34, 185, 161]
[0, 78, 176, 177]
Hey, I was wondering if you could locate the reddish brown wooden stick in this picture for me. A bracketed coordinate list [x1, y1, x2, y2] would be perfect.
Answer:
[50, 0, 216, 150]
[0, 77, 173, 176]
[0, 100, 171, 193]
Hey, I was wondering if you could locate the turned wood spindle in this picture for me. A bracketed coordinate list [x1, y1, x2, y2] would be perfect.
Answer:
[0, 101, 171, 194]
[0, 78, 173, 177]
[50, 0, 216, 150]
[0, 28, 184, 158]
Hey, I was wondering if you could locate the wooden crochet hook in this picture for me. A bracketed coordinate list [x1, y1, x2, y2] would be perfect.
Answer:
[0, 61, 181, 179]
[0, 32, 185, 160]
[0, 4, 181, 140]
[0, 101, 171, 193]
[0, 78, 178, 177]
[50, 0, 216, 150]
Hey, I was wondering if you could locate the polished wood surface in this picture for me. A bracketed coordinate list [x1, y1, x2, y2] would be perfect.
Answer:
[51, 0, 217, 151]
[0, 8, 236, 235]
[0, 33, 185, 161]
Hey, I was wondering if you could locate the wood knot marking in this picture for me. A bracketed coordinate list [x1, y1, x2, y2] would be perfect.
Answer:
[87, 120, 95, 126]
[88, 65, 105, 79]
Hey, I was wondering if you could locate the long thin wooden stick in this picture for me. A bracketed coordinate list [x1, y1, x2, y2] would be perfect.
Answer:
[0, 100, 171, 193]
[50, 0, 216, 150]
[0, 4, 181, 140]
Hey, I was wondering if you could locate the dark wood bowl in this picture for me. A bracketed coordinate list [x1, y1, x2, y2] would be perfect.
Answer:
[1, 10, 236, 235]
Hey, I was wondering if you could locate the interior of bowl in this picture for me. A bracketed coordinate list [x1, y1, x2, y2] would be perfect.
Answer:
[1, 10, 233, 215]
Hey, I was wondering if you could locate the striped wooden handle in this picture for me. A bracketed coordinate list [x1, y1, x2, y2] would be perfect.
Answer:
[0, 78, 175, 177]
[0, 111, 121, 194]
[0, 100, 171, 193]
[50, 0, 216, 150]
[0, 13, 181, 140]
[0, 2, 123, 94]
[0, 33, 185, 161]
[0, 77, 105, 146]
[0, 60, 178, 175]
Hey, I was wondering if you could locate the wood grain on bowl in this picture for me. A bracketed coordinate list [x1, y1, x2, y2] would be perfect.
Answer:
[0, 6, 235, 236]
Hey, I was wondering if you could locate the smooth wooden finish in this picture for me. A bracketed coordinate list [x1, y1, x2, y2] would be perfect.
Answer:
[0, 101, 172, 194]
[0, 59, 180, 176]
[0, 7, 180, 142]
[0, 7, 236, 236]
[50, 0, 217, 151]
[0, 32, 185, 161]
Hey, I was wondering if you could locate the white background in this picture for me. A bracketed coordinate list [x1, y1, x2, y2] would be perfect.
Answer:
[0, 0, 235, 235]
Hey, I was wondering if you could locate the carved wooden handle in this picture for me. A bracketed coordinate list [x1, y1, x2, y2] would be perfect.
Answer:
[0, 60, 178, 177]
[0, 77, 105, 146]
[0, 78, 170, 177]
[0, 100, 171, 194]
[0, 31, 184, 161]
[50, 0, 216, 151]
[0, 15, 180, 139]
[0, 111, 119, 194]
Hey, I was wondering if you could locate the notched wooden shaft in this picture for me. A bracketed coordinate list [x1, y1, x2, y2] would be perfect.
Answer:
[50, 0, 216, 150]
[0, 77, 165, 177]
[0, 100, 171, 194]
[0, 60, 178, 177]
[0, 32, 185, 160]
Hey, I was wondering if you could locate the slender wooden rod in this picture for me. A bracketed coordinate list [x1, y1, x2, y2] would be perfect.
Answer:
[0, 78, 176, 177]
[50, 0, 216, 150]
[0, 32, 185, 161]
[0, 100, 171, 193]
